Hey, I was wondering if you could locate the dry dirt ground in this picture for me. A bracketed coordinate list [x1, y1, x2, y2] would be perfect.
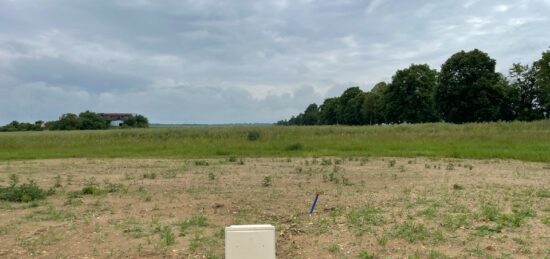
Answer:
[0, 157, 549, 258]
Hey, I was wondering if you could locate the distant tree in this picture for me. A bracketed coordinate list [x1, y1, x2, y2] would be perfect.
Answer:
[134, 114, 149, 128]
[276, 119, 289, 125]
[301, 103, 320, 125]
[287, 115, 301, 125]
[508, 63, 544, 120]
[533, 50, 550, 118]
[361, 82, 387, 124]
[0, 120, 43, 131]
[319, 97, 340, 125]
[337, 87, 364, 125]
[44, 120, 58, 130]
[123, 114, 149, 128]
[79, 111, 108, 130]
[55, 113, 82, 130]
[34, 121, 44, 130]
[435, 49, 508, 123]
[385, 64, 439, 123]
[0, 121, 19, 132]
[495, 73, 517, 121]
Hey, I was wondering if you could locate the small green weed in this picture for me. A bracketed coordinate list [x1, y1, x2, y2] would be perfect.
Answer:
[327, 243, 339, 253]
[389, 160, 396, 167]
[208, 172, 216, 180]
[158, 226, 175, 246]
[177, 215, 208, 236]
[143, 172, 157, 179]
[357, 250, 375, 259]
[81, 184, 102, 195]
[194, 160, 209, 166]
[262, 176, 273, 187]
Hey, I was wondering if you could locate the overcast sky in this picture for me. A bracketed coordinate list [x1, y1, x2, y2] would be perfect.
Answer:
[1, 0, 549, 124]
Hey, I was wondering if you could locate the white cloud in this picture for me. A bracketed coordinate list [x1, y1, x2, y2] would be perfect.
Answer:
[494, 5, 509, 12]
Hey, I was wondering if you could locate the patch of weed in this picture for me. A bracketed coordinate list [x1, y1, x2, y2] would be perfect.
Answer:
[158, 226, 175, 246]
[195, 160, 209, 166]
[327, 243, 339, 253]
[208, 172, 216, 180]
[452, 184, 464, 190]
[391, 221, 443, 244]
[177, 215, 208, 236]
[428, 250, 449, 259]
[0, 175, 47, 202]
[143, 172, 157, 179]
[357, 250, 375, 259]
[347, 204, 384, 235]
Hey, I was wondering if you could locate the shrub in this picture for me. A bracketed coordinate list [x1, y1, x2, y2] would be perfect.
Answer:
[285, 143, 303, 151]
[81, 184, 102, 195]
[262, 176, 272, 187]
[208, 172, 216, 180]
[0, 176, 47, 202]
[247, 131, 261, 141]
[194, 160, 209, 166]
[143, 172, 157, 179]
[388, 160, 396, 167]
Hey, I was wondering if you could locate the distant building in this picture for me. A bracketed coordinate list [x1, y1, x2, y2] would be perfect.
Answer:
[98, 113, 133, 127]
[110, 120, 124, 127]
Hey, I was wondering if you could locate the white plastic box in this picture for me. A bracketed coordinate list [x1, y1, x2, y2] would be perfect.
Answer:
[225, 224, 276, 259]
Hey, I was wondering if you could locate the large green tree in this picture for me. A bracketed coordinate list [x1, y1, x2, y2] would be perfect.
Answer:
[54, 113, 82, 130]
[534, 50, 550, 118]
[319, 97, 340, 125]
[361, 82, 387, 124]
[123, 114, 149, 128]
[435, 49, 508, 123]
[385, 64, 439, 123]
[508, 63, 544, 120]
[301, 103, 320, 125]
[337, 87, 364, 125]
[79, 111, 108, 130]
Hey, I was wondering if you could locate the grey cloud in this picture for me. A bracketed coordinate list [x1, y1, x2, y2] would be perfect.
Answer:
[9, 57, 149, 93]
[1, 0, 549, 124]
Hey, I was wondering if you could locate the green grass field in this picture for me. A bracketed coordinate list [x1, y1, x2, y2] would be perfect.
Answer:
[1, 120, 549, 162]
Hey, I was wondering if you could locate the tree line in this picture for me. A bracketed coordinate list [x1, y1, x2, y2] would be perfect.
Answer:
[0, 111, 149, 132]
[278, 49, 550, 125]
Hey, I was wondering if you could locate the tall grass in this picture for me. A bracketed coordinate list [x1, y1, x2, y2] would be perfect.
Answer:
[0, 120, 549, 162]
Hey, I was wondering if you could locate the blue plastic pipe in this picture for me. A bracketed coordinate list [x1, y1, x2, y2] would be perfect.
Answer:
[309, 193, 320, 214]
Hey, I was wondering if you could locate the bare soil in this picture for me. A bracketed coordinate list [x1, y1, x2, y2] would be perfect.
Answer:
[0, 157, 549, 258]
